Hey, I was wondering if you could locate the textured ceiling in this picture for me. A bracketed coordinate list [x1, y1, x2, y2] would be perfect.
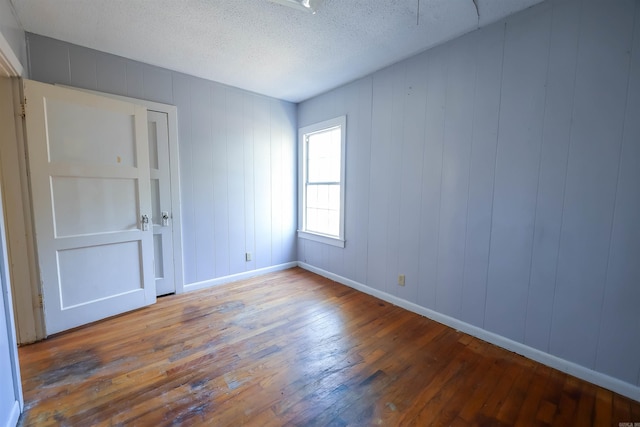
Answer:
[12, 0, 544, 103]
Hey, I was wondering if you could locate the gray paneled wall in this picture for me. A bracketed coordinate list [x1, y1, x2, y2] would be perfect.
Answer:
[298, 0, 640, 388]
[26, 33, 297, 286]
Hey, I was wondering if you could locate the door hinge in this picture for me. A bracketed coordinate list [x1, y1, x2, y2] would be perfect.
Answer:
[20, 98, 26, 119]
[37, 294, 43, 308]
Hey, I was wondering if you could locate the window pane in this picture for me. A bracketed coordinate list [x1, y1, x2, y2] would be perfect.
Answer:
[315, 209, 329, 234]
[305, 186, 340, 237]
[308, 127, 341, 183]
[328, 210, 340, 237]
[306, 184, 340, 235]
[306, 185, 318, 209]
[307, 207, 328, 235]
[328, 185, 340, 211]
[299, 115, 345, 244]
[306, 207, 318, 232]
[316, 184, 329, 209]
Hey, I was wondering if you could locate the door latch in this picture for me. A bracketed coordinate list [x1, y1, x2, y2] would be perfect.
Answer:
[141, 214, 150, 231]
[161, 211, 170, 227]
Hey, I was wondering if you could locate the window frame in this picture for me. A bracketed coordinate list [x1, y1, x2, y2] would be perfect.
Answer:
[297, 116, 346, 248]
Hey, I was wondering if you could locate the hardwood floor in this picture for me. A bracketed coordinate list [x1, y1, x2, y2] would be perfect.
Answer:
[17, 267, 640, 426]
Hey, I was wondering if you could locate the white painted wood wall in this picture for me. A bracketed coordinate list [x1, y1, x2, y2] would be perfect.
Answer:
[27, 33, 298, 287]
[25, 0, 640, 396]
[298, 0, 640, 390]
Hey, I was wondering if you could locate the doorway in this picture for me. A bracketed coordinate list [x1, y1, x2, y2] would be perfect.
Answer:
[71, 89, 185, 297]
[23, 79, 156, 335]
[2, 82, 183, 342]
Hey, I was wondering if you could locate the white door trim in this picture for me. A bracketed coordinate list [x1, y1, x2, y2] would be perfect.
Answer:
[147, 110, 176, 295]
[0, 31, 23, 78]
[0, 33, 45, 345]
[60, 87, 184, 294]
[0, 78, 44, 344]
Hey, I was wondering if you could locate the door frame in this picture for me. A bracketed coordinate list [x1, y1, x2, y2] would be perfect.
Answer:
[1, 30, 46, 345]
[0, 77, 46, 344]
[63, 87, 184, 295]
[3, 80, 184, 343]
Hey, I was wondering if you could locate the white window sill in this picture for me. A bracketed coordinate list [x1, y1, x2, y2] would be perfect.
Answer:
[297, 230, 345, 248]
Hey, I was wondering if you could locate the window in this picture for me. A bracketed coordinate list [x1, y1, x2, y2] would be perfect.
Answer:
[298, 116, 346, 248]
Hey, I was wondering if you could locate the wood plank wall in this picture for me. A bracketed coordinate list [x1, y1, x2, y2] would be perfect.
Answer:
[26, 33, 298, 286]
[297, 0, 640, 391]
[24, 0, 640, 397]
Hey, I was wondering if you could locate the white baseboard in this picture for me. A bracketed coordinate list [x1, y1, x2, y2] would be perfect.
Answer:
[4, 400, 20, 427]
[297, 262, 640, 402]
[183, 262, 298, 293]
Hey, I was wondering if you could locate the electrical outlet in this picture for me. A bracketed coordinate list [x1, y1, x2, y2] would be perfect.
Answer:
[245, 252, 252, 262]
[398, 274, 405, 286]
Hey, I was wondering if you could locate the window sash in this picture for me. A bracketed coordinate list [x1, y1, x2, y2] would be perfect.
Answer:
[305, 182, 340, 237]
[298, 116, 346, 248]
[305, 127, 341, 184]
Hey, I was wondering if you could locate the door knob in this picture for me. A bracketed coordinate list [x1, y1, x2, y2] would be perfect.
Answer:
[141, 214, 150, 231]
[161, 211, 170, 227]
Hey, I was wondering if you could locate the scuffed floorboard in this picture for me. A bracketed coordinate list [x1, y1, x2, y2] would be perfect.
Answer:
[17, 267, 640, 426]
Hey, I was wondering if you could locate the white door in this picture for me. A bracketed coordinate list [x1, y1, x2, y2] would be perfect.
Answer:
[23, 79, 156, 335]
[148, 111, 175, 296]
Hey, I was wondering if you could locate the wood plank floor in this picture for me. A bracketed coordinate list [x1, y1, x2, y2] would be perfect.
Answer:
[17, 267, 640, 426]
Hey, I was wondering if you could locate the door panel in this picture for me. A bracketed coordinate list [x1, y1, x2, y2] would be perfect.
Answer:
[52, 176, 138, 236]
[57, 241, 143, 308]
[23, 79, 155, 335]
[46, 98, 136, 166]
[148, 111, 175, 296]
